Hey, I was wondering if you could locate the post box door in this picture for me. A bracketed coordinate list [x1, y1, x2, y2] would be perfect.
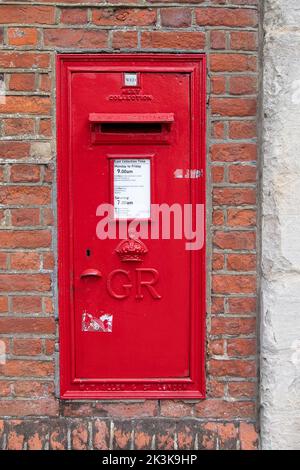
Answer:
[58, 54, 206, 399]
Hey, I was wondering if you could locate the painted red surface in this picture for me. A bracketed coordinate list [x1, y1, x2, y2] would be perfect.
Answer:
[57, 54, 206, 399]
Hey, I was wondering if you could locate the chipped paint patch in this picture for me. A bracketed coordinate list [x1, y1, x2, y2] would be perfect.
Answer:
[82, 311, 113, 333]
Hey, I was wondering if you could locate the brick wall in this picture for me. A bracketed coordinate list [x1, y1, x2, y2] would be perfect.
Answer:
[0, 1, 260, 450]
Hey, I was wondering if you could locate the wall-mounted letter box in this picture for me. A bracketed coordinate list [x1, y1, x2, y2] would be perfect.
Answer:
[57, 54, 206, 399]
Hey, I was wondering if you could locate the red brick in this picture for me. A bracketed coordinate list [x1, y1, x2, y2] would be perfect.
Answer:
[0, 187, 51, 205]
[113, 421, 132, 450]
[200, 422, 238, 450]
[211, 98, 257, 117]
[240, 422, 259, 450]
[0, 230, 50, 249]
[43, 297, 54, 314]
[210, 359, 256, 377]
[7, 28, 38, 46]
[156, 422, 176, 450]
[228, 381, 256, 399]
[194, 400, 255, 419]
[95, 401, 157, 418]
[0, 317, 55, 334]
[207, 379, 225, 398]
[213, 188, 256, 205]
[10, 252, 40, 271]
[212, 165, 225, 183]
[43, 252, 54, 270]
[0, 381, 12, 397]
[93, 420, 109, 450]
[212, 274, 256, 294]
[161, 8, 191, 28]
[10, 164, 40, 183]
[42, 208, 53, 226]
[141, 32, 205, 49]
[196, 8, 257, 27]
[60, 8, 87, 24]
[0, 296, 8, 313]
[112, 31, 137, 49]
[212, 209, 225, 226]
[44, 29, 108, 48]
[50, 423, 67, 450]
[229, 164, 256, 183]
[9, 73, 36, 91]
[0, 96, 50, 114]
[210, 30, 226, 49]
[44, 339, 55, 356]
[212, 122, 225, 139]
[0, 52, 50, 69]
[39, 119, 52, 137]
[7, 427, 24, 450]
[227, 208, 256, 226]
[211, 297, 225, 316]
[231, 31, 257, 51]
[134, 422, 155, 450]
[229, 76, 257, 95]
[11, 296, 42, 313]
[160, 401, 193, 418]
[214, 231, 256, 250]
[211, 317, 256, 336]
[14, 381, 54, 398]
[0, 142, 30, 160]
[227, 338, 256, 356]
[92, 8, 156, 26]
[210, 54, 257, 72]
[0, 273, 51, 291]
[212, 253, 225, 271]
[0, 399, 58, 417]
[211, 143, 257, 161]
[0, 253, 7, 269]
[0, 360, 54, 377]
[208, 339, 225, 356]
[3, 118, 35, 136]
[13, 339, 42, 356]
[227, 253, 256, 271]
[229, 121, 256, 139]
[39, 74, 51, 92]
[211, 76, 226, 95]
[0, 6, 55, 25]
[228, 297, 256, 314]
[11, 208, 40, 227]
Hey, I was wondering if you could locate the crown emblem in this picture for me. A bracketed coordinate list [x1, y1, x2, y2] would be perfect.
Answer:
[115, 237, 148, 262]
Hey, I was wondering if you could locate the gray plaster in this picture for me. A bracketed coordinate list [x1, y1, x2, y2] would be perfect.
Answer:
[262, 0, 300, 450]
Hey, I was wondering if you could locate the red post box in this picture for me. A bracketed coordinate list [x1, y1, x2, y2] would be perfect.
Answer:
[57, 54, 206, 399]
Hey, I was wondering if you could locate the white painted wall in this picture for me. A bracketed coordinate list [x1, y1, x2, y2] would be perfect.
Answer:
[262, 0, 300, 450]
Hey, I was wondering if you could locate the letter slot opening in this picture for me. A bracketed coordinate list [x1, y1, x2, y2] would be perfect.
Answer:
[89, 113, 174, 145]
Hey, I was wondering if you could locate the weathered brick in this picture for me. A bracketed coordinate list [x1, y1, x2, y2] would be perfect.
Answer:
[141, 31, 205, 49]
[211, 317, 256, 336]
[7, 28, 38, 47]
[112, 31, 138, 49]
[60, 8, 87, 25]
[196, 8, 257, 27]
[211, 143, 257, 161]
[92, 420, 109, 450]
[92, 8, 156, 26]
[0, 6, 55, 25]
[212, 274, 256, 294]
[240, 422, 259, 450]
[161, 8, 191, 28]
[71, 421, 89, 450]
[0, 317, 55, 334]
[44, 29, 108, 48]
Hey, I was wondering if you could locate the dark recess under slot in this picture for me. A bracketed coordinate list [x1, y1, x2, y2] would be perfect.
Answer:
[99, 122, 163, 134]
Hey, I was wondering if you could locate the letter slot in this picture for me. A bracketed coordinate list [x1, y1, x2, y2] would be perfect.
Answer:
[89, 113, 174, 144]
